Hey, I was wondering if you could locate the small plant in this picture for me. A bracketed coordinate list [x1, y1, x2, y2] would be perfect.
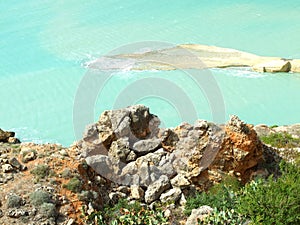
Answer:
[61, 168, 73, 179]
[40, 203, 57, 218]
[30, 164, 52, 180]
[29, 190, 52, 206]
[260, 132, 300, 148]
[63, 177, 82, 193]
[7, 194, 23, 208]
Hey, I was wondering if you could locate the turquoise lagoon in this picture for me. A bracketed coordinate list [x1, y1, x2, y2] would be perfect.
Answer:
[1, 0, 300, 146]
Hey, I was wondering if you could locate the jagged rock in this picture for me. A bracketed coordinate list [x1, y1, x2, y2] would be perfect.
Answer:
[130, 185, 144, 200]
[109, 138, 130, 162]
[0, 129, 15, 142]
[9, 157, 24, 170]
[144, 175, 170, 203]
[186, 205, 214, 225]
[132, 138, 161, 155]
[171, 174, 190, 188]
[253, 60, 291, 72]
[160, 188, 181, 203]
[22, 150, 36, 163]
[126, 151, 137, 162]
[80, 105, 265, 202]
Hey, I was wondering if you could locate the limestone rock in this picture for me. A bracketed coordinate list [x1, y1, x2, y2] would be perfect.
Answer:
[109, 138, 130, 162]
[144, 175, 170, 203]
[186, 205, 214, 225]
[253, 60, 291, 73]
[171, 174, 190, 188]
[132, 138, 161, 155]
[160, 188, 181, 203]
[130, 185, 144, 200]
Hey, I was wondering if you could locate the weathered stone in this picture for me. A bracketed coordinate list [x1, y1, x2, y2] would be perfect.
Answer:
[132, 138, 161, 155]
[9, 157, 22, 170]
[109, 138, 130, 162]
[160, 188, 181, 203]
[186, 205, 214, 225]
[130, 185, 144, 200]
[22, 151, 36, 162]
[126, 151, 137, 162]
[171, 174, 190, 188]
[144, 175, 170, 203]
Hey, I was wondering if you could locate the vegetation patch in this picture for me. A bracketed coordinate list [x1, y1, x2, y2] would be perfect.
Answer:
[63, 177, 82, 193]
[30, 164, 54, 180]
[29, 190, 52, 207]
[260, 132, 300, 148]
[85, 199, 168, 225]
[185, 161, 300, 225]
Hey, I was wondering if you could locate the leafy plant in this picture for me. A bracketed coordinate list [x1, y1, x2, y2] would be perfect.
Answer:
[85, 199, 167, 225]
[260, 132, 300, 148]
[184, 176, 241, 216]
[237, 161, 300, 225]
[199, 208, 247, 225]
[63, 177, 82, 193]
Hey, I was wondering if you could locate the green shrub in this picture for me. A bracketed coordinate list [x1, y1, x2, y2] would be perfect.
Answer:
[63, 177, 82, 193]
[30, 190, 52, 206]
[30, 164, 52, 180]
[7, 194, 23, 208]
[184, 176, 241, 216]
[260, 132, 300, 148]
[40, 203, 57, 218]
[237, 161, 300, 225]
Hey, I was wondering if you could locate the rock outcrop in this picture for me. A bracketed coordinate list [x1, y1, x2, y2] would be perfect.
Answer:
[252, 60, 291, 73]
[88, 43, 300, 73]
[78, 105, 265, 205]
[0, 129, 20, 144]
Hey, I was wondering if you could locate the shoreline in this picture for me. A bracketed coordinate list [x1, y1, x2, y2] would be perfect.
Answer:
[88, 43, 300, 73]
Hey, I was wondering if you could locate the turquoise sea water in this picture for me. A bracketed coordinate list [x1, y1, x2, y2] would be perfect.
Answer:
[1, 0, 300, 146]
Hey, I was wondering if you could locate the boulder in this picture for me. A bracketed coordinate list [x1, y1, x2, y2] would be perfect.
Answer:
[186, 205, 214, 225]
[130, 185, 144, 200]
[253, 60, 291, 73]
[144, 175, 170, 203]
[159, 188, 181, 203]
[132, 138, 161, 155]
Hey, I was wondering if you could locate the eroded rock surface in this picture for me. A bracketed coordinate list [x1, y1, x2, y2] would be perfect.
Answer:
[79, 105, 266, 204]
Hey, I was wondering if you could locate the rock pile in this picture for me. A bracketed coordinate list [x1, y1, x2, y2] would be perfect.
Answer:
[79, 105, 265, 205]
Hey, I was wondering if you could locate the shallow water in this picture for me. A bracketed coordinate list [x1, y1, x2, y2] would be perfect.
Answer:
[1, 0, 300, 146]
